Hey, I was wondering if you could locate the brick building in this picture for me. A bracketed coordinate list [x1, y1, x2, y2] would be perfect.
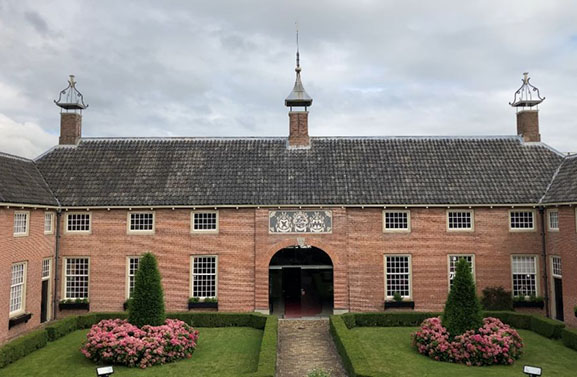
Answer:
[1, 63, 577, 344]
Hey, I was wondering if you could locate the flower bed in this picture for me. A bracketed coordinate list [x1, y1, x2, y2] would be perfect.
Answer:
[81, 318, 199, 368]
[412, 317, 523, 366]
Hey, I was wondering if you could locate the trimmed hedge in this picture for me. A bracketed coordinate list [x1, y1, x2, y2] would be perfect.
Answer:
[167, 312, 268, 329]
[76, 312, 127, 329]
[252, 315, 278, 377]
[45, 315, 79, 341]
[348, 312, 441, 328]
[562, 328, 577, 351]
[483, 311, 532, 330]
[530, 315, 565, 339]
[0, 329, 48, 368]
[329, 315, 372, 377]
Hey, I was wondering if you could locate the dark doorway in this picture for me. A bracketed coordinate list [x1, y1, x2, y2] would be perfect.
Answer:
[41, 280, 49, 323]
[269, 247, 333, 318]
[554, 277, 564, 321]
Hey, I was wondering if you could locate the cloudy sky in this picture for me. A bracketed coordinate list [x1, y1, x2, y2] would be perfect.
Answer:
[1, 0, 577, 158]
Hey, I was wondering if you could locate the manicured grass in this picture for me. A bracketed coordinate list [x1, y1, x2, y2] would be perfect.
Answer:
[349, 327, 577, 376]
[1, 327, 263, 376]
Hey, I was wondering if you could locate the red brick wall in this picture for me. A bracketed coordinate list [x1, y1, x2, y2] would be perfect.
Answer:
[0, 208, 55, 344]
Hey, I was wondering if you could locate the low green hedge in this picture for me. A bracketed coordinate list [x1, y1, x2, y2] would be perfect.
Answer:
[530, 315, 565, 339]
[167, 312, 268, 329]
[330, 315, 372, 377]
[344, 312, 441, 328]
[252, 315, 278, 377]
[562, 328, 577, 351]
[76, 312, 128, 329]
[483, 311, 532, 329]
[45, 315, 79, 342]
[0, 329, 48, 368]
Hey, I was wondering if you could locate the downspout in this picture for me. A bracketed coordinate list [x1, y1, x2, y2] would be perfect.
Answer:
[539, 207, 550, 318]
[53, 210, 62, 320]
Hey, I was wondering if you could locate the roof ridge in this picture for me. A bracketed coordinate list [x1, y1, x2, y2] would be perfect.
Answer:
[539, 158, 567, 204]
[0, 151, 34, 162]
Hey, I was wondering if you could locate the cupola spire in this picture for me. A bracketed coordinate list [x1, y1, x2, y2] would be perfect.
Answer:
[54, 74, 88, 145]
[285, 27, 313, 110]
[509, 72, 545, 142]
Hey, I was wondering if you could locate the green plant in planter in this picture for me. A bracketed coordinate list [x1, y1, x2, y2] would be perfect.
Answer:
[442, 258, 483, 336]
[188, 297, 200, 304]
[188, 297, 218, 304]
[392, 292, 403, 302]
[60, 298, 89, 304]
[128, 252, 165, 327]
[204, 297, 218, 304]
[529, 295, 544, 303]
[513, 295, 526, 302]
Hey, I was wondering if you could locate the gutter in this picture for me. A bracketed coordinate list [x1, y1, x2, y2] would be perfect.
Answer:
[539, 207, 550, 318]
[53, 210, 62, 320]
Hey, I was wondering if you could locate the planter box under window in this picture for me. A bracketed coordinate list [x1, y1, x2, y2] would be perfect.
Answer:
[59, 302, 90, 311]
[8, 312, 32, 329]
[513, 301, 544, 309]
[188, 302, 218, 310]
[384, 301, 415, 309]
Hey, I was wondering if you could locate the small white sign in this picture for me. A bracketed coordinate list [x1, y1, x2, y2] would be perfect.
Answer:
[523, 365, 542, 376]
[97, 366, 114, 375]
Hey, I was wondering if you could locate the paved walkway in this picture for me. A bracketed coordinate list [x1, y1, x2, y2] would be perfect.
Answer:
[277, 319, 348, 377]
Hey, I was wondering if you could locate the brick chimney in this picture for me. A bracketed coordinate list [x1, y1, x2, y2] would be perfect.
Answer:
[54, 75, 88, 145]
[59, 113, 82, 145]
[509, 72, 545, 143]
[516, 110, 540, 142]
[288, 111, 310, 147]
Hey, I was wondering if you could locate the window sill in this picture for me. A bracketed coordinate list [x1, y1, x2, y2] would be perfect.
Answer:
[384, 301, 415, 309]
[59, 302, 90, 310]
[188, 302, 218, 310]
[513, 301, 544, 309]
[8, 312, 32, 329]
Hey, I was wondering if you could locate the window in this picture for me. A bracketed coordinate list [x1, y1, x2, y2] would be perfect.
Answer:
[126, 257, 141, 298]
[10, 262, 27, 316]
[127, 212, 154, 234]
[512, 255, 537, 297]
[447, 210, 473, 231]
[547, 210, 559, 231]
[190, 256, 217, 298]
[44, 212, 54, 234]
[384, 255, 411, 299]
[383, 210, 410, 232]
[13, 211, 29, 236]
[510, 210, 535, 231]
[64, 258, 89, 299]
[191, 211, 218, 233]
[66, 213, 91, 233]
[552, 256, 562, 278]
[448, 255, 475, 288]
[42, 258, 51, 280]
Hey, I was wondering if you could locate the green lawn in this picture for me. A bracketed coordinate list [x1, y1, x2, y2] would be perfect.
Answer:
[1, 327, 263, 377]
[349, 327, 577, 376]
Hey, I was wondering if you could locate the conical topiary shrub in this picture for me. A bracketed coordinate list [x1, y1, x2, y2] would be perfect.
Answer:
[128, 252, 165, 327]
[442, 258, 483, 336]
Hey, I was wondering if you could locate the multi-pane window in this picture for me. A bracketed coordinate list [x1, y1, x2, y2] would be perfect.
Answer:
[512, 256, 537, 297]
[128, 212, 154, 233]
[191, 256, 217, 298]
[14, 211, 29, 236]
[383, 211, 410, 232]
[552, 256, 562, 278]
[10, 262, 26, 315]
[64, 258, 89, 299]
[67, 213, 91, 232]
[548, 210, 559, 231]
[192, 212, 218, 232]
[42, 259, 51, 279]
[44, 212, 54, 234]
[127, 257, 141, 298]
[385, 255, 411, 299]
[510, 211, 534, 230]
[448, 255, 474, 288]
[447, 210, 473, 230]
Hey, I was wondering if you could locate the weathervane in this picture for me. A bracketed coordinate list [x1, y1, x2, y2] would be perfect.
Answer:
[54, 75, 89, 112]
[509, 72, 545, 110]
[285, 23, 313, 110]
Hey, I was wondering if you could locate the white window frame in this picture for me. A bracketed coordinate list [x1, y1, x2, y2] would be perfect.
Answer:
[65, 212, 92, 234]
[13, 211, 30, 237]
[447, 254, 476, 289]
[383, 210, 411, 233]
[551, 256, 562, 278]
[509, 209, 536, 232]
[44, 212, 55, 235]
[547, 209, 559, 232]
[446, 209, 474, 232]
[511, 255, 539, 298]
[191, 211, 219, 234]
[126, 211, 155, 235]
[62, 257, 90, 300]
[190, 255, 218, 299]
[9, 262, 27, 317]
[125, 256, 142, 299]
[42, 258, 52, 321]
[384, 254, 412, 300]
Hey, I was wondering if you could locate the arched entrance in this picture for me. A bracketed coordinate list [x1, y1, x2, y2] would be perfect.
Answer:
[269, 246, 333, 318]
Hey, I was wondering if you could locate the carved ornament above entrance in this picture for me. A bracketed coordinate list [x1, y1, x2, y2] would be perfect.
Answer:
[269, 210, 332, 234]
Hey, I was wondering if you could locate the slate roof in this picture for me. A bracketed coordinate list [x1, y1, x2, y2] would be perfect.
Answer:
[33, 136, 564, 207]
[541, 155, 577, 203]
[0, 152, 58, 206]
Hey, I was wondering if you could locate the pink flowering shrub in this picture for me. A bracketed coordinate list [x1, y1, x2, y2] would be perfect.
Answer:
[81, 318, 199, 368]
[412, 317, 523, 366]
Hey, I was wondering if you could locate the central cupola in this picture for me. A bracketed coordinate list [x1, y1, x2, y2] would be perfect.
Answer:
[285, 31, 312, 148]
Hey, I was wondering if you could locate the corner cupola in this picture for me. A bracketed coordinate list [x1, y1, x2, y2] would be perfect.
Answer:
[285, 32, 312, 148]
[509, 72, 545, 142]
[54, 75, 89, 145]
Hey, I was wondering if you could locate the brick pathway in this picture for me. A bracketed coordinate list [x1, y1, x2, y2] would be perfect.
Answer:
[277, 319, 348, 377]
